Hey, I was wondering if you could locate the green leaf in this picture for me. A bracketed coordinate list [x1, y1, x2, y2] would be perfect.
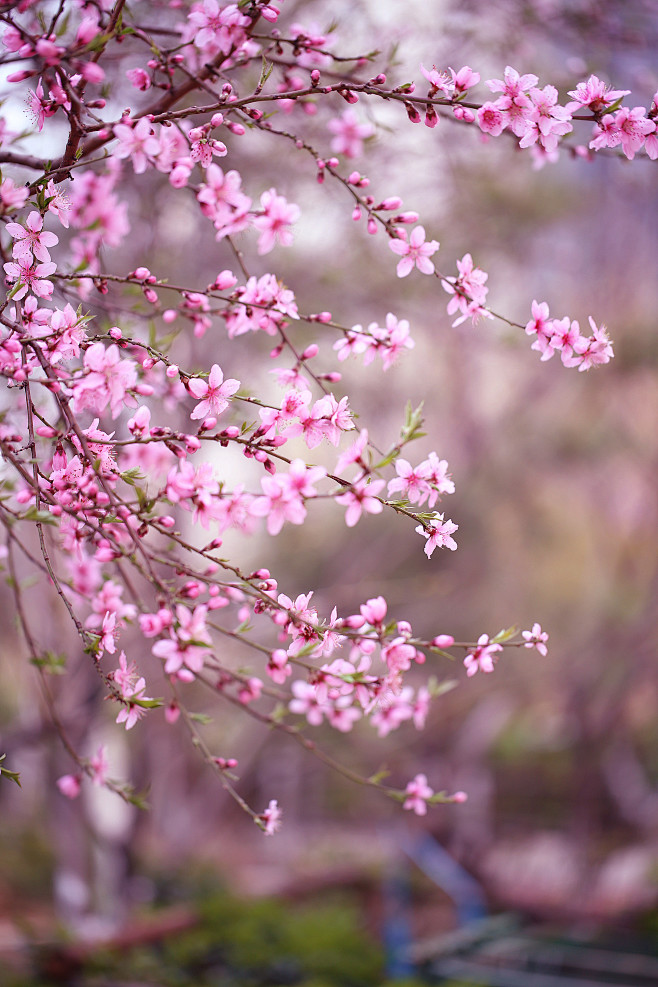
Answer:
[131, 697, 164, 709]
[120, 467, 145, 486]
[372, 449, 399, 470]
[401, 400, 426, 443]
[83, 634, 101, 657]
[0, 755, 21, 788]
[189, 712, 212, 725]
[289, 639, 320, 659]
[114, 781, 150, 810]
[491, 625, 518, 644]
[30, 651, 67, 674]
[258, 57, 274, 89]
[20, 507, 57, 525]
[430, 677, 459, 696]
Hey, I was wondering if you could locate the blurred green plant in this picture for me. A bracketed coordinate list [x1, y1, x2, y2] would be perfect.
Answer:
[18, 886, 432, 987]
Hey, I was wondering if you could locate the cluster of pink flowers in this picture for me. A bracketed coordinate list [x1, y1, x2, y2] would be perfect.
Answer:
[333, 313, 415, 369]
[525, 301, 614, 370]
[0, 0, 626, 832]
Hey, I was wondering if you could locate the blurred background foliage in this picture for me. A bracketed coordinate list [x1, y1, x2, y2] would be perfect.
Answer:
[2, 0, 658, 974]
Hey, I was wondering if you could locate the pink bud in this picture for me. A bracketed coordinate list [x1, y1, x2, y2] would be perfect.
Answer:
[80, 62, 105, 83]
[377, 197, 403, 210]
[394, 211, 419, 224]
[213, 270, 237, 290]
[57, 774, 81, 799]
[7, 70, 34, 83]
[405, 102, 421, 123]
[431, 634, 455, 648]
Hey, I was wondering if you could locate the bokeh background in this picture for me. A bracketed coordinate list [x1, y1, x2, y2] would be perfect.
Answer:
[2, 0, 658, 976]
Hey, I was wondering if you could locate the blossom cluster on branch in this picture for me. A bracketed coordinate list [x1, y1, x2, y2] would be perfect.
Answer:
[0, 0, 645, 828]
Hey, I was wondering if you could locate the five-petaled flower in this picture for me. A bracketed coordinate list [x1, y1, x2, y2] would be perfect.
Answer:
[189, 364, 240, 419]
[389, 226, 439, 278]
[403, 773, 434, 815]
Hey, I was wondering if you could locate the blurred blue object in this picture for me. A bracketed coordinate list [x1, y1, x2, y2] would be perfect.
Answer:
[383, 830, 488, 979]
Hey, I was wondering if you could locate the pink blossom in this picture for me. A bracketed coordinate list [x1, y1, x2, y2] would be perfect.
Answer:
[197, 165, 251, 236]
[371, 688, 415, 737]
[188, 364, 240, 419]
[413, 687, 431, 730]
[335, 478, 385, 527]
[464, 633, 503, 677]
[253, 188, 301, 254]
[387, 458, 431, 504]
[48, 304, 87, 362]
[487, 66, 539, 99]
[152, 634, 209, 677]
[4, 256, 56, 300]
[259, 798, 282, 835]
[422, 452, 455, 505]
[113, 117, 160, 174]
[403, 773, 434, 815]
[360, 595, 387, 626]
[443, 253, 491, 326]
[420, 64, 452, 96]
[415, 513, 458, 557]
[100, 611, 118, 655]
[6, 211, 58, 262]
[550, 316, 582, 364]
[589, 113, 621, 152]
[565, 317, 614, 371]
[0, 178, 29, 211]
[238, 677, 262, 704]
[289, 679, 328, 725]
[90, 745, 109, 785]
[251, 462, 322, 535]
[389, 226, 439, 278]
[71, 342, 137, 419]
[226, 274, 298, 338]
[126, 67, 151, 91]
[566, 75, 630, 113]
[382, 637, 417, 674]
[26, 79, 55, 132]
[450, 65, 480, 92]
[327, 109, 374, 158]
[613, 106, 655, 160]
[187, 0, 252, 55]
[486, 66, 537, 137]
[477, 101, 505, 136]
[522, 622, 549, 656]
[335, 428, 368, 474]
[267, 648, 291, 684]
[45, 179, 71, 227]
